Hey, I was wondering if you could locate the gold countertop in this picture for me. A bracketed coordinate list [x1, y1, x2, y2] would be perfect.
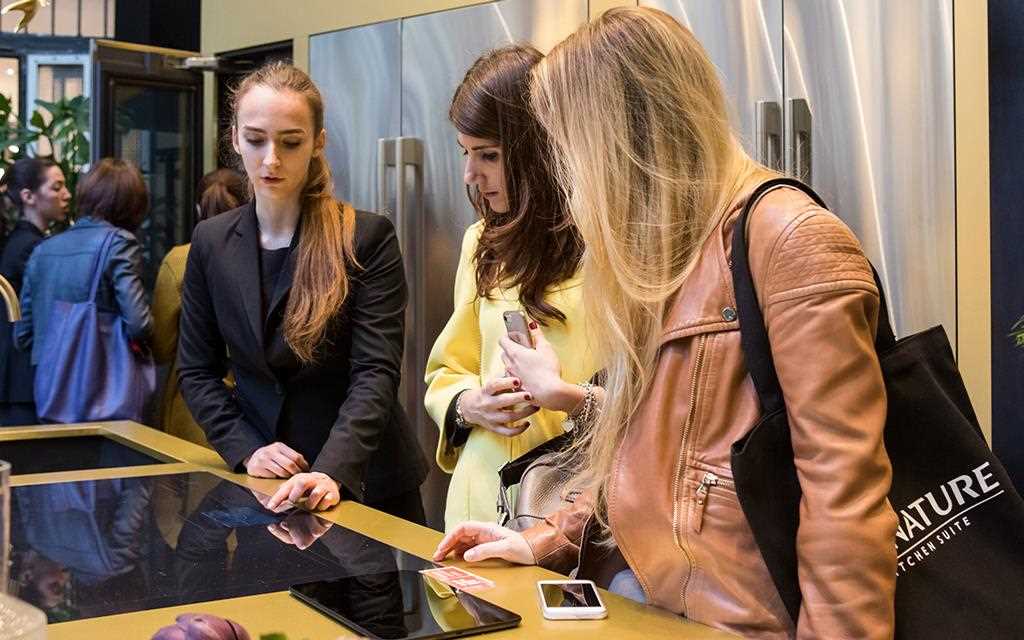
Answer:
[1, 422, 734, 639]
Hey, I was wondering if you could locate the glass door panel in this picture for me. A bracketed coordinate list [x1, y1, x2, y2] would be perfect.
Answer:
[110, 82, 196, 289]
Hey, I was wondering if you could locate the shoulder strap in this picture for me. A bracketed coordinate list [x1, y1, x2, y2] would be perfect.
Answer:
[730, 178, 896, 415]
[499, 430, 574, 488]
[88, 230, 119, 302]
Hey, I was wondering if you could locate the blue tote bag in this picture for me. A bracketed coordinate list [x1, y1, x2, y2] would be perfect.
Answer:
[34, 230, 155, 423]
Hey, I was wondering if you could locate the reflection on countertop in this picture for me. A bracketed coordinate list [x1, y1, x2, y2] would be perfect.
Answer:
[7, 472, 416, 624]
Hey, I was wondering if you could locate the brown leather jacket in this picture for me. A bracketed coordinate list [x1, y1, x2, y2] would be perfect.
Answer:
[523, 186, 897, 639]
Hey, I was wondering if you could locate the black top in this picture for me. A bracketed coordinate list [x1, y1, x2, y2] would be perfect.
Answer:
[0, 220, 44, 403]
[0, 220, 44, 293]
[259, 246, 290, 319]
[177, 202, 428, 503]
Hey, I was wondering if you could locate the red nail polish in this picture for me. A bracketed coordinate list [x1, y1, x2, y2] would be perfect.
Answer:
[529, 321, 538, 330]
[514, 379, 521, 387]
[525, 393, 533, 401]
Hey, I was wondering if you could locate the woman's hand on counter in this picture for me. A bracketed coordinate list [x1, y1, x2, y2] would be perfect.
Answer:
[433, 521, 536, 565]
[244, 442, 310, 478]
[265, 471, 340, 511]
[459, 378, 539, 437]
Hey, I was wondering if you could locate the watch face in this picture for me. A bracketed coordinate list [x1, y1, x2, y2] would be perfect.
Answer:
[455, 391, 469, 427]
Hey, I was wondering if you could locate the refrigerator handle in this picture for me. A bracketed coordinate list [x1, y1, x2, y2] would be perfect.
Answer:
[755, 100, 783, 171]
[377, 137, 394, 216]
[789, 98, 812, 183]
[393, 137, 423, 253]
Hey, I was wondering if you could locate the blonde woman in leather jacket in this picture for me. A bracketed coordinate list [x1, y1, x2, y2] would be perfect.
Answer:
[434, 8, 897, 639]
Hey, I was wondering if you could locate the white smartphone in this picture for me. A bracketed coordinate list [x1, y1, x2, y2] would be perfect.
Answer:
[536, 579, 608, 620]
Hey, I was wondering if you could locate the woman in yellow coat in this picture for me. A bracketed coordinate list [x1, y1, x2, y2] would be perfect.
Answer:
[425, 46, 602, 530]
[152, 169, 248, 445]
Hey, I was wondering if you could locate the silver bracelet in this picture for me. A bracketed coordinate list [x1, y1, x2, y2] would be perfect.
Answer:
[562, 382, 596, 432]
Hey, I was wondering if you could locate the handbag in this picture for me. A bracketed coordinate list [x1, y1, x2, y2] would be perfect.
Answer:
[34, 230, 156, 424]
[730, 178, 1024, 637]
[497, 430, 577, 531]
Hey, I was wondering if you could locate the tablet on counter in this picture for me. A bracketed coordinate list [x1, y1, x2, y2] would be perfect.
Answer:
[290, 569, 521, 639]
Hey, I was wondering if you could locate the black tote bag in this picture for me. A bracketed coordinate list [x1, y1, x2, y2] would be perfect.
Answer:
[729, 178, 1024, 638]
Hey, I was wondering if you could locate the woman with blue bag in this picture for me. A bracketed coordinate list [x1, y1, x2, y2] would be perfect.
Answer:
[15, 158, 155, 423]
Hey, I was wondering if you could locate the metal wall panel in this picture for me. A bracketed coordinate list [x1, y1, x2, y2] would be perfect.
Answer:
[784, 1, 956, 342]
[640, 0, 784, 168]
[310, 20, 402, 211]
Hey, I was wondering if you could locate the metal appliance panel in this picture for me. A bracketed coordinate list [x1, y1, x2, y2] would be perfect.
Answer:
[310, 19, 401, 211]
[784, 1, 955, 343]
[401, 0, 587, 527]
[640, 0, 784, 168]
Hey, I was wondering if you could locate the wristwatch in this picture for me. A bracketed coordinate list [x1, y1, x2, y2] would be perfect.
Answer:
[454, 390, 471, 429]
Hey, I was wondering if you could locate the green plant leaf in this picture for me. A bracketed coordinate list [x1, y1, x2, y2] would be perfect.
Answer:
[29, 110, 45, 129]
[34, 98, 59, 115]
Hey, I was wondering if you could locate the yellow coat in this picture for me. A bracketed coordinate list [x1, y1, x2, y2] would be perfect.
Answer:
[152, 244, 211, 447]
[424, 222, 599, 530]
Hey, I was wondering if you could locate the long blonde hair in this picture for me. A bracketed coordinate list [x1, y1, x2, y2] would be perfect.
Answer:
[231, 62, 358, 363]
[529, 7, 772, 530]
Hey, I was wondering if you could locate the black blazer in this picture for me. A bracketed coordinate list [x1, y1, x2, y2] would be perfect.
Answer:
[177, 202, 427, 503]
[0, 220, 43, 403]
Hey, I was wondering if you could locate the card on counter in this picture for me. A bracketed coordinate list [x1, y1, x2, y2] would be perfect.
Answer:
[419, 566, 496, 593]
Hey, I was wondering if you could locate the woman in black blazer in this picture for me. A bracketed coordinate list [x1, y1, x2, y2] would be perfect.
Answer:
[0, 158, 70, 425]
[178, 62, 427, 521]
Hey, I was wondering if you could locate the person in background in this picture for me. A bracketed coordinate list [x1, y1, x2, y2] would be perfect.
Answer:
[0, 158, 70, 425]
[152, 168, 248, 446]
[424, 45, 603, 531]
[15, 158, 151, 379]
[177, 62, 427, 519]
[434, 8, 897, 639]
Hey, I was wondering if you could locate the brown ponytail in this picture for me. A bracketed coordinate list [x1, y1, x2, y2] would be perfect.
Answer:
[230, 62, 358, 363]
[196, 168, 248, 221]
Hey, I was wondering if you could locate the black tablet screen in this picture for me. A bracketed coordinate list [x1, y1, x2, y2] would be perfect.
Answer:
[291, 570, 521, 640]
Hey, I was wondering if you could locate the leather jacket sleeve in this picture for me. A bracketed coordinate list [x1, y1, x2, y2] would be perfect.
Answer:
[751, 204, 897, 639]
[178, 227, 267, 470]
[309, 214, 407, 499]
[109, 231, 153, 342]
[520, 492, 594, 575]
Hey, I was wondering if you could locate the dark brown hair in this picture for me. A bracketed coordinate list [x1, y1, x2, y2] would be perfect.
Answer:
[196, 168, 248, 221]
[76, 158, 149, 231]
[4, 157, 56, 211]
[449, 45, 582, 324]
[231, 62, 357, 363]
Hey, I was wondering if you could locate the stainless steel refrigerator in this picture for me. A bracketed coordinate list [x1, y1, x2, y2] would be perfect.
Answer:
[642, 0, 956, 345]
[312, 0, 958, 529]
[310, 0, 588, 529]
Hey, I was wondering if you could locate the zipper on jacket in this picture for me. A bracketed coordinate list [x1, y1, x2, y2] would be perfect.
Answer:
[671, 334, 708, 614]
[691, 471, 719, 533]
